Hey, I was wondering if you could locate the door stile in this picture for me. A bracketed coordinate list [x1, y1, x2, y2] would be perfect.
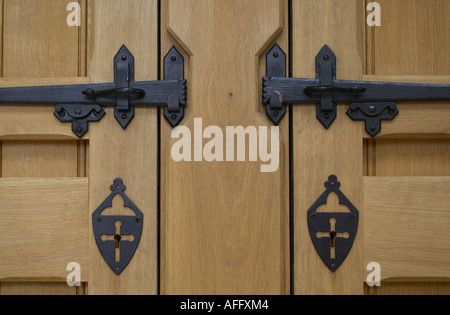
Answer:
[292, 0, 365, 295]
[87, 0, 159, 295]
[160, 0, 290, 295]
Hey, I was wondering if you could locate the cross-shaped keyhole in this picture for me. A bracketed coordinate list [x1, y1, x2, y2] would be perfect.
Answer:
[316, 218, 350, 265]
[101, 221, 135, 265]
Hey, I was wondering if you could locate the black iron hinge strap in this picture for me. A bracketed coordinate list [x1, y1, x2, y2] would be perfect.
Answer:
[0, 80, 186, 107]
[0, 45, 186, 138]
[263, 44, 450, 137]
[263, 77, 450, 105]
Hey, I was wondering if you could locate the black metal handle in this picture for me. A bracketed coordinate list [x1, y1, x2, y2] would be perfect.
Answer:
[303, 85, 366, 95]
[82, 87, 146, 98]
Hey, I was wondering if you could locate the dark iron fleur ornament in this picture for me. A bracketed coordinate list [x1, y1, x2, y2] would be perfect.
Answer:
[92, 178, 143, 275]
[307, 175, 359, 272]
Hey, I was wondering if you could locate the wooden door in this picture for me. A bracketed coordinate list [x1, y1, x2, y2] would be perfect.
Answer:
[0, 0, 289, 296]
[292, 0, 450, 295]
[0, 0, 448, 296]
[0, 0, 158, 295]
[160, 0, 290, 295]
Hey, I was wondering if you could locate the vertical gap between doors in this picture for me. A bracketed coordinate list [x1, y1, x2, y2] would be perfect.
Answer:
[288, 0, 295, 296]
[157, 0, 162, 297]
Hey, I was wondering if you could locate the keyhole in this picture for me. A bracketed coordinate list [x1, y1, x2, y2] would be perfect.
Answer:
[114, 234, 122, 249]
[114, 221, 122, 263]
[330, 231, 337, 248]
[329, 218, 337, 260]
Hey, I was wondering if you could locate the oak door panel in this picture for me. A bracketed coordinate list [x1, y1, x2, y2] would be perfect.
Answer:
[365, 0, 450, 294]
[160, 0, 290, 295]
[292, 0, 365, 295]
[292, 0, 450, 295]
[0, 0, 159, 295]
[0, 0, 87, 295]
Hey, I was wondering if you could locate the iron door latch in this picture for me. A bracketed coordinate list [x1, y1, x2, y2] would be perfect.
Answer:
[263, 44, 450, 137]
[0, 45, 186, 138]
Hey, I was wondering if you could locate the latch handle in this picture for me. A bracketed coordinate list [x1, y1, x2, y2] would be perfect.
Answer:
[303, 85, 366, 95]
[82, 87, 146, 98]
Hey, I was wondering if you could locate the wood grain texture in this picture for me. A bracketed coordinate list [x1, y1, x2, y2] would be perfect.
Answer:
[373, 0, 450, 76]
[292, 0, 365, 295]
[375, 139, 450, 176]
[78, 0, 88, 77]
[2, 141, 78, 177]
[364, 0, 450, 295]
[161, 0, 290, 295]
[87, 0, 158, 295]
[0, 77, 89, 88]
[0, 178, 88, 281]
[0, 141, 2, 177]
[0, 282, 78, 295]
[0, 0, 88, 295]
[0, 1, 3, 76]
[364, 177, 450, 280]
[0, 105, 89, 140]
[367, 281, 450, 295]
[3, 0, 80, 77]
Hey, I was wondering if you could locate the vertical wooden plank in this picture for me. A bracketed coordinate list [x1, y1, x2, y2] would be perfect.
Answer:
[365, 0, 450, 295]
[1, 0, 84, 180]
[364, 140, 376, 176]
[161, 0, 290, 295]
[88, 0, 158, 295]
[78, 0, 88, 77]
[77, 141, 87, 177]
[364, 0, 375, 76]
[292, 0, 365, 295]
[0, 141, 2, 177]
[0, 0, 3, 77]
[3, 0, 79, 77]
[0, 0, 86, 295]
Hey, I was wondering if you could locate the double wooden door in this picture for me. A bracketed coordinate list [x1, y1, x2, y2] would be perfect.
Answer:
[0, 0, 448, 295]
